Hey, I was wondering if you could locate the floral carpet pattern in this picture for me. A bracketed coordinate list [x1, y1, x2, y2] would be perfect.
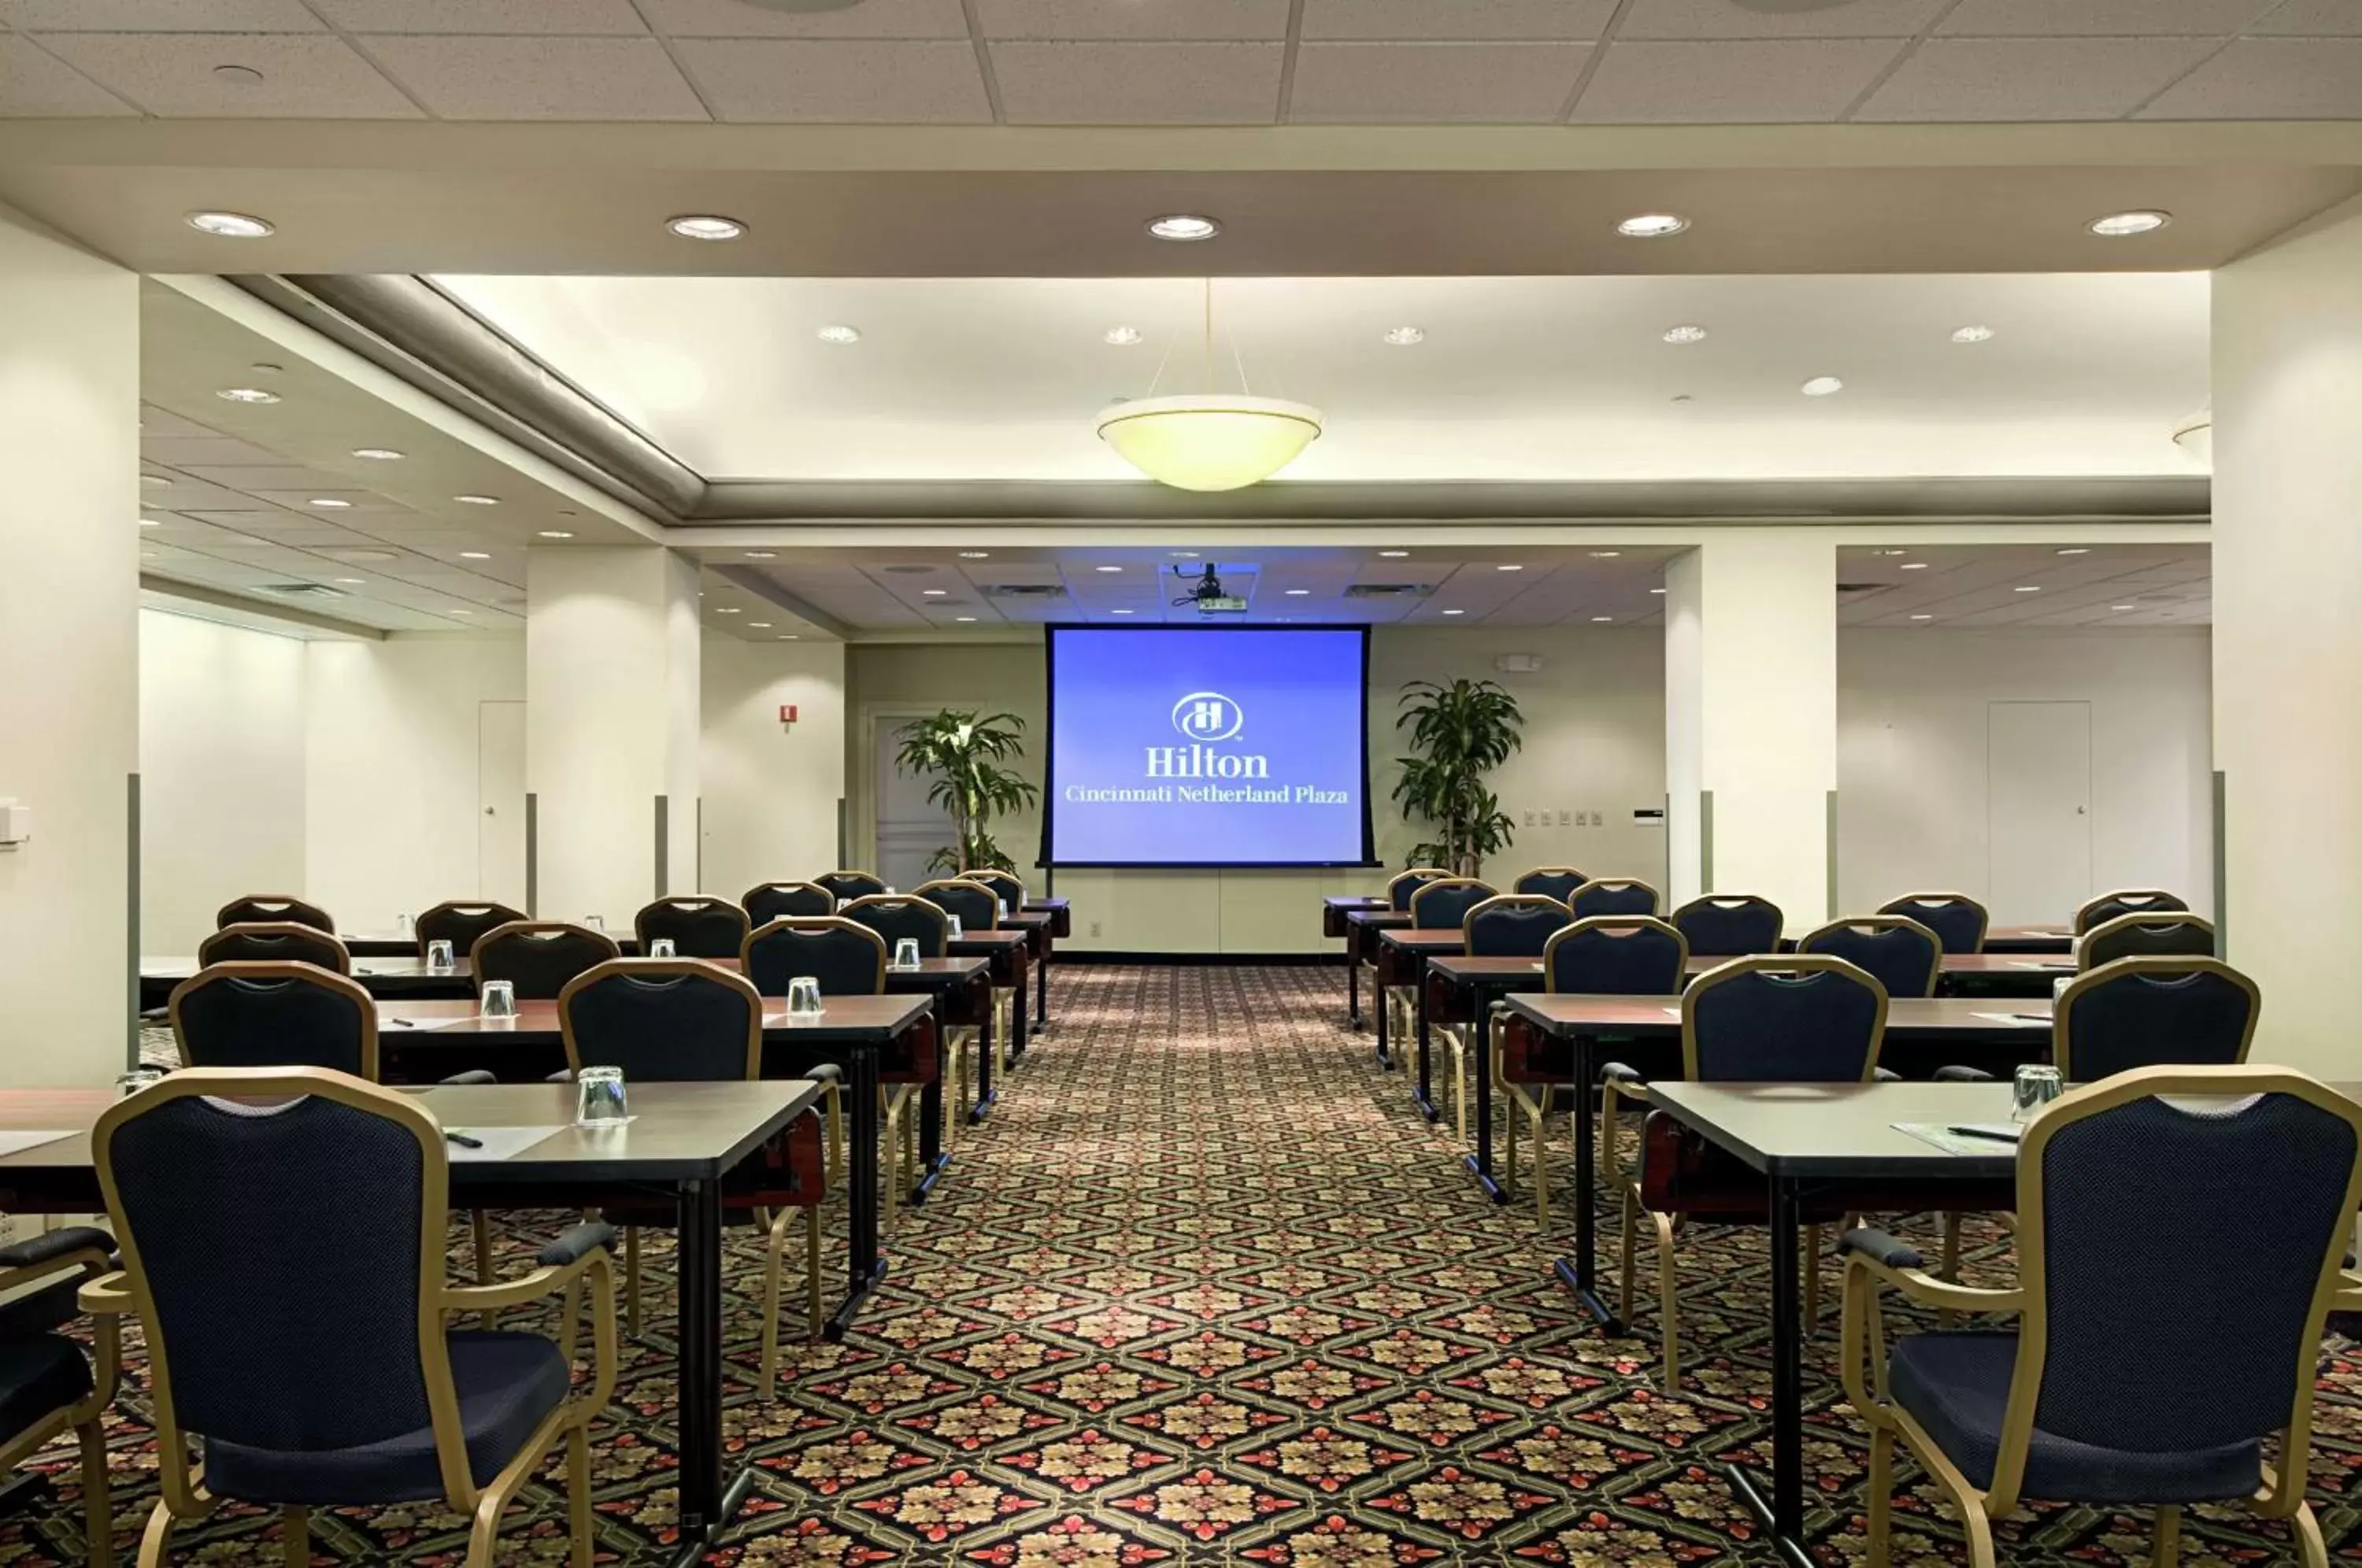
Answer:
[39, 966, 2362, 1565]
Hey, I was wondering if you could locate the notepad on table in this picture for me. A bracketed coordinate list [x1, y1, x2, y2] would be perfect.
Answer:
[1895, 1122, 2022, 1156]
[1971, 1011, 2050, 1027]
[0, 1131, 76, 1159]
[441, 1126, 565, 1162]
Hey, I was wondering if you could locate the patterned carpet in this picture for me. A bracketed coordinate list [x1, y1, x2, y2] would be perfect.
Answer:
[20, 965, 2362, 1564]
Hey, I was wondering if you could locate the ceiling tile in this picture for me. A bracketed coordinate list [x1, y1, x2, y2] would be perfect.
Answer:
[991, 40, 1283, 122]
[636, 0, 969, 36]
[2249, 0, 2362, 34]
[1855, 35, 2218, 120]
[1571, 36, 1897, 120]
[361, 34, 707, 120]
[311, 0, 650, 33]
[0, 0, 321, 28]
[36, 31, 422, 116]
[1616, 0, 1948, 40]
[1301, 0, 1617, 40]
[187, 464, 370, 490]
[674, 38, 990, 120]
[2139, 37, 2362, 116]
[1940, 0, 2275, 33]
[0, 35, 133, 114]
[139, 435, 287, 466]
[1290, 41, 1590, 121]
[977, 0, 1288, 39]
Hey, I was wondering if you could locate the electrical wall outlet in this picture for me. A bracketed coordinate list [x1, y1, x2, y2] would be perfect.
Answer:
[1523, 809, 1536, 827]
[1559, 809, 1572, 827]
[1090, 920, 1101, 938]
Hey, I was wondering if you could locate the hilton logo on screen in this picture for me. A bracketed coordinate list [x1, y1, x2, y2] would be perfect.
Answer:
[1149, 690, 1268, 778]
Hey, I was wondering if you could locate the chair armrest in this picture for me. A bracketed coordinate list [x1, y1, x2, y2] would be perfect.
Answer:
[1600, 1060, 1647, 1093]
[78, 1271, 135, 1315]
[807, 1063, 842, 1085]
[446, 1230, 616, 1312]
[1838, 1227, 1924, 1270]
[439, 1070, 498, 1086]
[1841, 1228, 2020, 1313]
[0, 1225, 114, 1271]
[536, 1222, 618, 1269]
[545, 1068, 574, 1084]
[1933, 1065, 1996, 1082]
[1873, 1067, 1901, 1083]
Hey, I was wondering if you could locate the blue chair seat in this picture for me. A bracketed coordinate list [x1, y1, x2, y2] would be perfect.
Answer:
[206, 1331, 568, 1505]
[1890, 1332, 2260, 1504]
[0, 1335, 92, 1437]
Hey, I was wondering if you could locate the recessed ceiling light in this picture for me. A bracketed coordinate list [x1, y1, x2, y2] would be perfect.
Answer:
[1104, 326, 1143, 346]
[1650, 587, 1667, 594]
[922, 589, 948, 597]
[961, 551, 990, 559]
[2089, 210, 2170, 237]
[780, 634, 799, 640]
[1146, 214, 1220, 242]
[667, 214, 746, 241]
[1382, 326, 1426, 346]
[447, 608, 472, 616]
[1911, 614, 1934, 621]
[2056, 547, 2090, 556]
[2014, 585, 2042, 593]
[749, 622, 772, 628]
[1879, 549, 1909, 557]
[1379, 549, 1409, 559]
[2112, 604, 2136, 611]
[215, 386, 278, 404]
[1441, 608, 1465, 616]
[138, 517, 161, 527]
[350, 447, 404, 460]
[185, 210, 272, 239]
[1497, 564, 1524, 572]
[1285, 588, 1311, 597]
[956, 616, 977, 623]
[1617, 213, 1688, 239]
[1110, 608, 1135, 616]
[307, 497, 351, 508]
[1588, 551, 1621, 559]
[1801, 376, 1845, 397]
[716, 607, 741, 614]
[1951, 324, 1996, 344]
[333, 577, 364, 584]
[537, 530, 575, 539]
[1094, 565, 1122, 574]
[1899, 561, 1931, 571]
[455, 494, 498, 505]
[743, 549, 777, 559]
[1662, 324, 1708, 345]
[816, 325, 861, 345]
[458, 550, 491, 560]
[141, 475, 172, 488]
[1591, 616, 1614, 623]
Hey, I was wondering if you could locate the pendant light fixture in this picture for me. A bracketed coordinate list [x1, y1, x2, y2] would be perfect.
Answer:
[1096, 280, 1323, 492]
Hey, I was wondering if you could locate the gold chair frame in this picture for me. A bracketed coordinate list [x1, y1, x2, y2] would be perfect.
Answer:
[2072, 887, 2186, 937]
[1797, 915, 1946, 998]
[0, 1234, 119, 1566]
[842, 897, 953, 1229]
[1879, 891, 1990, 952]
[197, 923, 352, 974]
[2075, 912, 2217, 971]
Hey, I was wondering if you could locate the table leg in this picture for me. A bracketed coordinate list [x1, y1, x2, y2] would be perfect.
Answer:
[1464, 1004, 1505, 1204]
[1035, 937, 1049, 1028]
[1551, 1030, 1623, 1333]
[969, 980, 997, 1123]
[1009, 957, 1030, 1063]
[1726, 1173, 1815, 1568]
[827, 1040, 887, 1341]
[1347, 941, 1361, 1029]
[1373, 949, 1394, 1071]
[913, 1028, 947, 1205]
[1412, 962, 1438, 1121]
[672, 1176, 750, 1565]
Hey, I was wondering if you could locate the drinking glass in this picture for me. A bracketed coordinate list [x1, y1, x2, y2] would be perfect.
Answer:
[116, 1069, 164, 1099]
[425, 938, 457, 971]
[996, 899, 1009, 923]
[576, 1066, 628, 1127]
[892, 937, 920, 971]
[650, 937, 677, 959]
[946, 914, 964, 940]
[584, 914, 605, 933]
[835, 897, 850, 913]
[2012, 1063, 2064, 1123]
[884, 886, 897, 896]
[395, 912, 413, 937]
[479, 979, 517, 1021]
[787, 977, 824, 1017]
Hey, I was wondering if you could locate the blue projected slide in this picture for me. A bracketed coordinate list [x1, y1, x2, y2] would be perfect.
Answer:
[1044, 626, 1375, 868]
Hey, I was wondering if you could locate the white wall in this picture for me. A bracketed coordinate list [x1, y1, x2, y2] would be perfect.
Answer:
[700, 637, 847, 900]
[139, 611, 307, 954]
[304, 634, 524, 934]
[1837, 627, 2214, 920]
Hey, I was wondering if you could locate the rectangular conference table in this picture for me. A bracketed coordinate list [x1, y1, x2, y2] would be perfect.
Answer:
[1494, 991, 2054, 1325]
[0, 1078, 819, 1567]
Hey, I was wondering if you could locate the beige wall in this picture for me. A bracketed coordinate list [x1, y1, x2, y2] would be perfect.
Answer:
[699, 638, 847, 901]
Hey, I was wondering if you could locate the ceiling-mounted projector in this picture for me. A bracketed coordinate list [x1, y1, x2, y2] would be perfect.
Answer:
[1172, 564, 1248, 614]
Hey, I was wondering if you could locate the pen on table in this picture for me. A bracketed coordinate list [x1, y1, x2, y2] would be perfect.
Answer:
[444, 1130, 483, 1149]
[1943, 1125, 2020, 1145]
[387, 1017, 416, 1028]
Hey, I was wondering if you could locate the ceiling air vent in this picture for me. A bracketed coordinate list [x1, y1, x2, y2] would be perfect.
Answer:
[263, 583, 350, 600]
[987, 583, 1069, 600]
[1344, 582, 1435, 600]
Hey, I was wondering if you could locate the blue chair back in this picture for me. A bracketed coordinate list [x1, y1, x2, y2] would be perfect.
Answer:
[815, 871, 887, 903]
[171, 963, 376, 1079]
[559, 961, 759, 1081]
[2075, 887, 2187, 936]
[1512, 867, 1588, 903]
[1544, 916, 1687, 994]
[964, 870, 1025, 908]
[1878, 892, 1987, 954]
[198, 922, 350, 974]
[745, 918, 888, 997]
[1386, 868, 1453, 912]
[1570, 878, 1659, 919]
[742, 882, 835, 926]
[2055, 956, 2258, 1082]
[1684, 956, 1886, 1082]
[2079, 912, 2215, 969]
[216, 893, 334, 934]
[1672, 894, 1784, 956]
[633, 897, 750, 960]
[2015, 1071, 2362, 1484]
[843, 897, 949, 960]
[917, 879, 999, 932]
[471, 923, 620, 1000]
[413, 901, 525, 960]
[1409, 878, 1493, 932]
[1799, 916, 1941, 999]
[1463, 896, 1569, 958]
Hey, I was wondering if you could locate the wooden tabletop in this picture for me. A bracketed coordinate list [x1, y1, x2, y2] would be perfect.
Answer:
[0, 1080, 822, 1187]
[950, 931, 1030, 952]
[1502, 992, 2053, 1037]
[1427, 952, 2079, 982]
[377, 993, 931, 1041]
[1326, 896, 1386, 910]
[150, 956, 987, 988]
[1344, 908, 1412, 928]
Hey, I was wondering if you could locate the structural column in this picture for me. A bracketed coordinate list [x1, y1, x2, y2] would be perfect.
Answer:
[0, 205, 139, 1084]
[2211, 200, 2362, 1078]
[526, 545, 701, 924]
[1664, 535, 1838, 933]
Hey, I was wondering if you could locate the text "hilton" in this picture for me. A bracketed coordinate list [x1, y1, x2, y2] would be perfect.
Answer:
[1145, 744, 1271, 780]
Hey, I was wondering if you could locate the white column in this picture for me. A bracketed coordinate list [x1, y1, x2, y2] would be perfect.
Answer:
[0, 205, 139, 1085]
[1664, 535, 1838, 934]
[2212, 202, 2362, 1078]
[526, 545, 701, 925]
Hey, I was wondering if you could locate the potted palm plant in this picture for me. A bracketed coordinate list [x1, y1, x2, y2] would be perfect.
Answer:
[893, 709, 1041, 875]
[1391, 678, 1523, 878]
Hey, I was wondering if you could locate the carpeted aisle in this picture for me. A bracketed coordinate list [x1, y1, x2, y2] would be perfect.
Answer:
[43, 967, 2362, 1563]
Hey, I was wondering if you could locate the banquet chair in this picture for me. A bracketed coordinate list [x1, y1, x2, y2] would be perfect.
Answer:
[471, 923, 620, 1000]
[1840, 1067, 2362, 1568]
[1437, 895, 1568, 1141]
[814, 871, 887, 904]
[917, 879, 1013, 1085]
[1364, 867, 1452, 1035]
[559, 961, 832, 1375]
[1498, 916, 1689, 1236]
[2079, 911, 2216, 968]
[1605, 955, 1887, 1388]
[2056, 956, 2259, 1081]
[2073, 888, 2188, 936]
[413, 901, 526, 960]
[90, 1069, 617, 1568]
[741, 917, 876, 1170]
[741, 881, 835, 927]
[198, 922, 350, 974]
[1512, 867, 1589, 904]
[841, 897, 955, 1221]
[1388, 879, 1492, 1048]
[1671, 893, 1785, 957]
[961, 869, 1025, 912]
[633, 896, 751, 960]
[0, 1226, 118, 1564]
[214, 893, 334, 934]
[1878, 892, 1990, 955]
[1570, 877, 1660, 919]
[1800, 915, 1943, 999]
